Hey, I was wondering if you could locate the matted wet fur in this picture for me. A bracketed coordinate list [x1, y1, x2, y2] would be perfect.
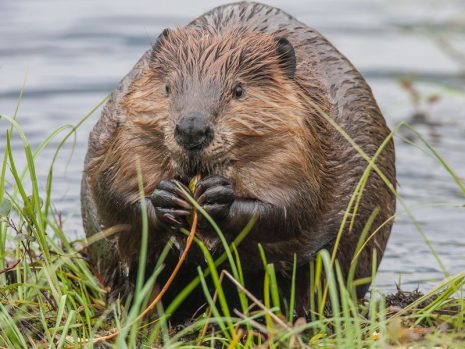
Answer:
[81, 2, 396, 319]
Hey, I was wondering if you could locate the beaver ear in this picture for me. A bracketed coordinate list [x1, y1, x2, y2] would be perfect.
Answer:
[152, 28, 171, 54]
[275, 37, 296, 79]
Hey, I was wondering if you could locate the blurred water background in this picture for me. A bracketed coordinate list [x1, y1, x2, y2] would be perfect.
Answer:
[1, 0, 464, 293]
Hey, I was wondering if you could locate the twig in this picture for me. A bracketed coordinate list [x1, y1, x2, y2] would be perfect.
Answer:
[233, 309, 269, 336]
[222, 270, 290, 331]
[0, 256, 22, 275]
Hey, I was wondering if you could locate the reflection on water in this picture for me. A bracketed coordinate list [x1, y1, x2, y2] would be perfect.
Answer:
[1, 0, 464, 292]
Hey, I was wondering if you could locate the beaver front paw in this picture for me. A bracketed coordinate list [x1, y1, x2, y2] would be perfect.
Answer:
[194, 176, 234, 226]
[152, 179, 192, 228]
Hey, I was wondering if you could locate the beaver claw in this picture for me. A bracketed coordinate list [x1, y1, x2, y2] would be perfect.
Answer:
[194, 176, 234, 222]
[152, 179, 192, 227]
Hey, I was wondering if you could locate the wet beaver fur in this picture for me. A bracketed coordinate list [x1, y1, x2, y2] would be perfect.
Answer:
[81, 1, 396, 319]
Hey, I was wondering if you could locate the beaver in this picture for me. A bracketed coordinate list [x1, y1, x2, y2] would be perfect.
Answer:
[81, 1, 395, 318]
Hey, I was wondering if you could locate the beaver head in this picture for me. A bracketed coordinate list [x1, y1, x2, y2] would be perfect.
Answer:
[122, 28, 323, 178]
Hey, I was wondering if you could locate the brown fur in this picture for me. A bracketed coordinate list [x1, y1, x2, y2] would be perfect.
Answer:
[86, 28, 333, 263]
[81, 2, 395, 318]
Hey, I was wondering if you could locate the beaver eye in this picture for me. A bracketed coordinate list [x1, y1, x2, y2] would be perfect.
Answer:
[164, 83, 171, 97]
[232, 83, 245, 99]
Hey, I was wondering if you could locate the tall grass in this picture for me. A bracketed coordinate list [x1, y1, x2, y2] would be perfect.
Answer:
[0, 96, 464, 348]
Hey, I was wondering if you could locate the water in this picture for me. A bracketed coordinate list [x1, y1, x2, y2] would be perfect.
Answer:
[1, 0, 464, 293]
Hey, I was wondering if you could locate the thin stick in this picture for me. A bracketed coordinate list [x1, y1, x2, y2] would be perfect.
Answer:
[233, 309, 269, 336]
[0, 255, 23, 275]
[222, 270, 290, 331]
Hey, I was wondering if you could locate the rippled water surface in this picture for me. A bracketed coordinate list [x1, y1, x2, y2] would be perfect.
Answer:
[1, 0, 464, 292]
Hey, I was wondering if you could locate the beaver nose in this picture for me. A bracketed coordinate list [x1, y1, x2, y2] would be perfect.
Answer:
[175, 113, 213, 150]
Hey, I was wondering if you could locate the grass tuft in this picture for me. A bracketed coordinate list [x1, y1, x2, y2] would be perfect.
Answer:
[0, 96, 464, 348]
